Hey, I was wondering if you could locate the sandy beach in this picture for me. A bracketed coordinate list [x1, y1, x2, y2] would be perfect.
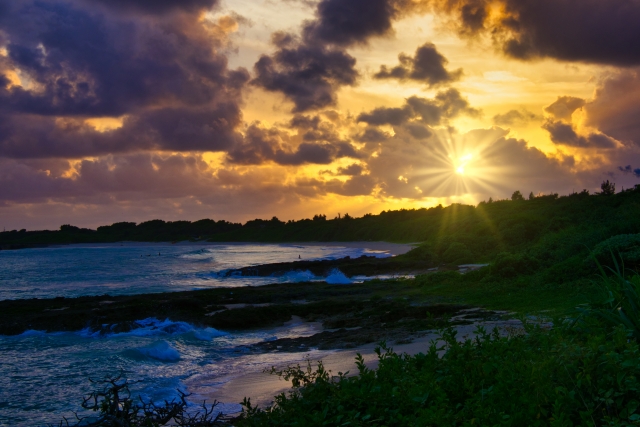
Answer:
[199, 314, 531, 411]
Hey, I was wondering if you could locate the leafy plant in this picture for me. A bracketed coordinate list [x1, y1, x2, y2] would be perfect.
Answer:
[580, 256, 640, 340]
[53, 375, 225, 427]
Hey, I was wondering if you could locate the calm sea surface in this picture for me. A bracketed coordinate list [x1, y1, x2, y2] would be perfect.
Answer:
[0, 243, 389, 426]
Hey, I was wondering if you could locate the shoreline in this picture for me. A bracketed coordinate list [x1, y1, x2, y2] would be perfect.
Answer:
[198, 314, 531, 411]
[42, 240, 419, 256]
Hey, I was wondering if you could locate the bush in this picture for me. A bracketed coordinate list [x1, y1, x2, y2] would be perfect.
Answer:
[490, 252, 540, 279]
[415, 271, 461, 287]
[402, 245, 438, 264]
[238, 324, 640, 426]
[442, 242, 473, 264]
[590, 233, 640, 270]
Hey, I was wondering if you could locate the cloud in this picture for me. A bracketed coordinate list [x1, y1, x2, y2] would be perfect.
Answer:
[429, 0, 640, 66]
[355, 127, 391, 142]
[584, 70, 640, 146]
[492, 108, 541, 126]
[362, 126, 580, 199]
[302, 0, 415, 47]
[0, 0, 249, 158]
[251, 0, 429, 112]
[84, 0, 220, 15]
[544, 96, 586, 121]
[0, 104, 244, 158]
[252, 38, 358, 112]
[374, 42, 462, 86]
[618, 165, 640, 178]
[321, 163, 365, 176]
[542, 119, 618, 149]
[357, 89, 479, 126]
[226, 123, 361, 166]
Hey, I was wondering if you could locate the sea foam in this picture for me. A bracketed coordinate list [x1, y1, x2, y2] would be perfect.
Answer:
[324, 269, 352, 284]
[136, 340, 181, 362]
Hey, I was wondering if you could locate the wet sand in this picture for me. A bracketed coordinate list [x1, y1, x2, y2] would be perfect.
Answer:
[201, 315, 535, 411]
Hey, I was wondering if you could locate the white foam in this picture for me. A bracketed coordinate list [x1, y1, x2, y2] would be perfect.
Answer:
[324, 269, 352, 284]
[179, 248, 216, 262]
[278, 270, 316, 282]
[76, 318, 227, 340]
[193, 327, 229, 341]
[137, 340, 181, 362]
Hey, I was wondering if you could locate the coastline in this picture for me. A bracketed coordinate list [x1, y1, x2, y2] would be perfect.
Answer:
[44, 240, 419, 257]
[198, 314, 530, 411]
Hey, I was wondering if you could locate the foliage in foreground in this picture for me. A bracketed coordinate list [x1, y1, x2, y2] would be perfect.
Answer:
[237, 270, 640, 426]
[53, 375, 225, 427]
[238, 326, 640, 426]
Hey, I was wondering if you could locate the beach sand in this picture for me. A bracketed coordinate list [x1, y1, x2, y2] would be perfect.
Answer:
[200, 315, 534, 411]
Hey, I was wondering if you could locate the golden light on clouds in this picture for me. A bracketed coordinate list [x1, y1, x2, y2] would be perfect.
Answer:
[84, 117, 125, 132]
[1, 0, 639, 229]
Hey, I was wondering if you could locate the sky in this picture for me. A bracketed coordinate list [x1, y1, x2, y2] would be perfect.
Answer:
[1, 0, 640, 230]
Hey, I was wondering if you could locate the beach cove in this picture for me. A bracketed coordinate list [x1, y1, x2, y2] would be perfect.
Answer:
[0, 241, 436, 426]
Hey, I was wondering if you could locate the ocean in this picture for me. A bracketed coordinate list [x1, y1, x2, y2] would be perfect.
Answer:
[0, 243, 390, 426]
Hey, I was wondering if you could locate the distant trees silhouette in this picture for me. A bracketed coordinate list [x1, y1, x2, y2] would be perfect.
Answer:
[598, 180, 616, 195]
[511, 190, 525, 201]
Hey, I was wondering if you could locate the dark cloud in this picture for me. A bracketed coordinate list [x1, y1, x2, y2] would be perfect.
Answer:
[226, 124, 361, 166]
[289, 115, 322, 130]
[492, 108, 541, 126]
[84, 0, 220, 15]
[0, 0, 248, 158]
[252, 43, 358, 112]
[357, 89, 479, 126]
[357, 106, 413, 126]
[544, 96, 586, 121]
[374, 42, 462, 86]
[404, 124, 433, 139]
[302, 0, 418, 47]
[429, 0, 640, 66]
[542, 120, 617, 149]
[618, 165, 640, 178]
[585, 70, 640, 146]
[355, 127, 391, 143]
[0, 104, 244, 159]
[337, 163, 365, 176]
[251, 0, 429, 112]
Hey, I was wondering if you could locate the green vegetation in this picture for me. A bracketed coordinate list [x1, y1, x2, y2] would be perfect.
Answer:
[236, 268, 640, 426]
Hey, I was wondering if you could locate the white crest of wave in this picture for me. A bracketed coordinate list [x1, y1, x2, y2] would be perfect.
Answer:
[324, 269, 352, 285]
[279, 270, 316, 282]
[136, 340, 181, 362]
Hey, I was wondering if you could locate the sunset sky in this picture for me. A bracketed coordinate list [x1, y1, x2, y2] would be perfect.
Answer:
[1, 0, 640, 229]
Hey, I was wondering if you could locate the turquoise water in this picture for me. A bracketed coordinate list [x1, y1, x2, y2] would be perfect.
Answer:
[0, 243, 389, 426]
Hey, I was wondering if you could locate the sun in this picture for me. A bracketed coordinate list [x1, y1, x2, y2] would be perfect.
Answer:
[455, 154, 473, 175]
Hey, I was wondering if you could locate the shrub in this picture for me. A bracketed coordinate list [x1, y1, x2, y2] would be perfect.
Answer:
[590, 234, 640, 270]
[238, 325, 640, 426]
[442, 242, 473, 264]
[490, 252, 540, 279]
